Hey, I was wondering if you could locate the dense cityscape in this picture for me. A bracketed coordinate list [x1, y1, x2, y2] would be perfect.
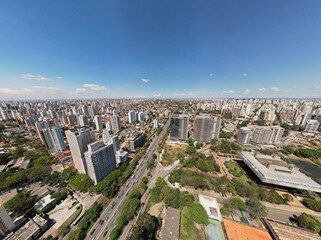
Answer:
[0, 99, 320, 240]
[2, 1, 321, 240]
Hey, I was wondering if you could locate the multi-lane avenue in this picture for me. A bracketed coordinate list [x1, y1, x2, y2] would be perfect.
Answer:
[85, 119, 170, 240]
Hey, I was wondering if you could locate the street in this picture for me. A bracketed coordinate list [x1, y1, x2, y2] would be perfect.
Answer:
[85, 120, 170, 240]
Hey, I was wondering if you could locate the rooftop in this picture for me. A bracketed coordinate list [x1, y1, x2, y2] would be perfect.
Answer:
[268, 219, 321, 240]
[223, 218, 272, 240]
[163, 207, 181, 240]
[241, 151, 321, 193]
[199, 194, 222, 221]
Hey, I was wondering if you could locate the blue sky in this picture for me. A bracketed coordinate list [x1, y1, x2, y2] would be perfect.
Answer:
[0, 0, 321, 99]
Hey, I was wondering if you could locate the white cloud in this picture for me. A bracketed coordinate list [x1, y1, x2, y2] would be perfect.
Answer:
[223, 90, 235, 94]
[56, 76, 63, 79]
[83, 83, 107, 91]
[258, 87, 266, 91]
[141, 78, 149, 83]
[209, 73, 214, 77]
[152, 93, 161, 97]
[74, 88, 88, 94]
[271, 87, 280, 92]
[0, 86, 61, 99]
[242, 89, 250, 95]
[20, 73, 49, 81]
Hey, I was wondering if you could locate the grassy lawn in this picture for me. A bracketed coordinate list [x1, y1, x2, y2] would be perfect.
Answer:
[180, 207, 199, 240]
[162, 144, 186, 166]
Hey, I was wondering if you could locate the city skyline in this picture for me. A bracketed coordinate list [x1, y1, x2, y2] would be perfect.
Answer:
[1, 1, 321, 100]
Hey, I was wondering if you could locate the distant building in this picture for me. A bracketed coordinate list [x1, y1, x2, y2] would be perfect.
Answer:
[78, 115, 89, 127]
[0, 207, 15, 236]
[66, 128, 95, 174]
[85, 141, 116, 184]
[170, 114, 188, 141]
[128, 110, 137, 124]
[238, 127, 251, 145]
[153, 119, 159, 129]
[138, 112, 145, 122]
[163, 207, 181, 240]
[0, 110, 10, 121]
[94, 115, 103, 130]
[305, 119, 320, 133]
[110, 115, 121, 132]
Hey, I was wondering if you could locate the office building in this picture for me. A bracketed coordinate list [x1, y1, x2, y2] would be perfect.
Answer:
[35, 121, 49, 145]
[42, 126, 66, 152]
[170, 114, 189, 141]
[111, 115, 121, 132]
[94, 115, 103, 130]
[305, 119, 320, 133]
[66, 128, 95, 174]
[85, 142, 116, 184]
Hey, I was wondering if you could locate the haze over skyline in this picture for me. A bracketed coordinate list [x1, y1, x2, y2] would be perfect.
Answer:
[1, 0, 321, 100]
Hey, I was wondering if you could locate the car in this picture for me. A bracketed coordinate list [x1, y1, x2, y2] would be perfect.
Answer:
[103, 230, 108, 237]
[90, 229, 96, 235]
[99, 219, 104, 225]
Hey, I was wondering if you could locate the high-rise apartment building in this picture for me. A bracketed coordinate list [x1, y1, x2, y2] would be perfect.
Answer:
[170, 114, 189, 141]
[111, 115, 121, 132]
[78, 115, 89, 127]
[111, 135, 120, 153]
[194, 115, 211, 142]
[66, 128, 95, 174]
[305, 119, 320, 133]
[194, 115, 221, 142]
[128, 110, 137, 124]
[84, 142, 116, 184]
[94, 115, 103, 130]
[238, 127, 251, 145]
[42, 126, 66, 152]
[138, 112, 145, 122]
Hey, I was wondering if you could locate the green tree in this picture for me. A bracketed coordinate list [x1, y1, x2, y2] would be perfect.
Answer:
[128, 213, 159, 240]
[245, 198, 267, 219]
[184, 203, 209, 225]
[70, 174, 93, 192]
[297, 213, 321, 232]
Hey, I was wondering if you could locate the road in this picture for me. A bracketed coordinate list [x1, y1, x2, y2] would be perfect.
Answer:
[85, 120, 170, 240]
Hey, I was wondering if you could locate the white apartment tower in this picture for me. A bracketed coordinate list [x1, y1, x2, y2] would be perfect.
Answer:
[66, 128, 95, 174]
[85, 141, 116, 184]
